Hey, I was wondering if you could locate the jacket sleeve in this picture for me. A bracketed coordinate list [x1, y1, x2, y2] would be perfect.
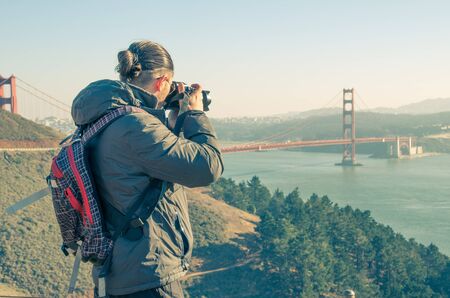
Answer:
[125, 110, 224, 188]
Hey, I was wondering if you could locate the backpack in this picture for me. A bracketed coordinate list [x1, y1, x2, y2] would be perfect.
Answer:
[47, 105, 166, 297]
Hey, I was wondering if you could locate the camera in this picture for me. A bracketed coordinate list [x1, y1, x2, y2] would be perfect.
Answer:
[164, 81, 212, 111]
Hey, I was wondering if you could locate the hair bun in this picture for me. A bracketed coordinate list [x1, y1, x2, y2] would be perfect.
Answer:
[129, 62, 142, 79]
[116, 40, 174, 83]
[116, 50, 141, 81]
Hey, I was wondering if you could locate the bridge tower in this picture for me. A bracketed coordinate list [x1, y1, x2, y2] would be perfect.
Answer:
[0, 75, 18, 114]
[340, 88, 359, 166]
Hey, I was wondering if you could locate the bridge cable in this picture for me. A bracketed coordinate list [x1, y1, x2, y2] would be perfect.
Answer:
[245, 90, 343, 144]
[354, 100, 365, 112]
[356, 96, 371, 111]
[250, 118, 322, 144]
[16, 84, 71, 113]
[354, 90, 372, 111]
[15, 77, 71, 108]
[242, 90, 343, 145]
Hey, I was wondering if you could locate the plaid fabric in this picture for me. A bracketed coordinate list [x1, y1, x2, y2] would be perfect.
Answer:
[81, 106, 144, 144]
[48, 105, 145, 263]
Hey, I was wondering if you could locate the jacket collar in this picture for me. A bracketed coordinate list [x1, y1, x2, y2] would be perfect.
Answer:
[127, 83, 166, 124]
[127, 83, 159, 109]
[71, 79, 166, 126]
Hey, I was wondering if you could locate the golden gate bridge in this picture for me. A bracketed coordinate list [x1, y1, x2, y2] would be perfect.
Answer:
[0, 74, 418, 166]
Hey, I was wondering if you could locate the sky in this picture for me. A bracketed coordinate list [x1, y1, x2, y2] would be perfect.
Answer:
[2, 0, 450, 119]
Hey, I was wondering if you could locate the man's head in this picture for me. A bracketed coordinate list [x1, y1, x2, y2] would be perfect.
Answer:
[116, 40, 174, 104]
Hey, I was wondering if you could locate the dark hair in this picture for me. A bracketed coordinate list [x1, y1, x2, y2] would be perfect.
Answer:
[116, 40, 174, 82]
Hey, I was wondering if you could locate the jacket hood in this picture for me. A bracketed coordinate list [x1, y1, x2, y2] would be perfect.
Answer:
[71, 79, 158, 125]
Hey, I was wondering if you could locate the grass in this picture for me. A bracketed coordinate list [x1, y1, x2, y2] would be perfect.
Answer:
[0, 110, 63, 141]
[0, 151, 239, 296]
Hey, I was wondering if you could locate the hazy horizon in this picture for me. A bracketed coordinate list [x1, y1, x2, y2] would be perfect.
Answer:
[2, 1, 450, 119]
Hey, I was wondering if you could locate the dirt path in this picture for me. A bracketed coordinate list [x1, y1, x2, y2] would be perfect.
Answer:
[183, 188, 261, 280]
[182, 248, 261, 280]
[0, 283, 33, 297]
[0, 148, 58, 152]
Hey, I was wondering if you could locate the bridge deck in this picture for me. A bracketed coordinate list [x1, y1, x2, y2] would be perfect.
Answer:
[221, 137, 412, 153]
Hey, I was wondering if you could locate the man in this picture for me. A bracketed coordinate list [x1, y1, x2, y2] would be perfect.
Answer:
[71, 40, 223, 297]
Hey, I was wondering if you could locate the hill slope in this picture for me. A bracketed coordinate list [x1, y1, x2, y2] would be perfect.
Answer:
[0, 151, 259, 296]
[2, 153, 450, 297]
[210, 177, 450, 297]
[1, 111, 449, 297]
[0, 110, 63, 147]
[229, 97, 450, 120]
[396, 98, 450, 114]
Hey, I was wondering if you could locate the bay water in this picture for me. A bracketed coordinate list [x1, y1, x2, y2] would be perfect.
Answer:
[222, 151, 450, 256]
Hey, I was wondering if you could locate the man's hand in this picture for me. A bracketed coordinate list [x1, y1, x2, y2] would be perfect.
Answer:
[179, 83, 203, 113]
[167, 83, 204, 130]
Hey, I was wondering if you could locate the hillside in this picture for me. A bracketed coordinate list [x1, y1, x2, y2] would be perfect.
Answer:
[210, 177, 450, 297]
[0, 109, 63, 147]
[231, 97, 450, 120]
[182, 189, 262, 297]
[0, 151, 91, 296]
[188, 188, 259, 242]
[2, 154, 450, 297]
[0, 151, 260, 296]
[391, 98, 450, 115]
[1, 111, 450, 297]
[213, 111, 450, 141]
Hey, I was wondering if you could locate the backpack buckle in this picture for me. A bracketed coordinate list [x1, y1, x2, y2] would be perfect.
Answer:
[122, 218, 145, 241]
[61, 244, 69, 257]
[129, 217, 145, 228]
[61, 242, 80, 256]
[46, 176, 58, 188]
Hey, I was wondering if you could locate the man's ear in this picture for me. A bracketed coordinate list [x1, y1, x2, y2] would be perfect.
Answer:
[154, 77, 163, 92]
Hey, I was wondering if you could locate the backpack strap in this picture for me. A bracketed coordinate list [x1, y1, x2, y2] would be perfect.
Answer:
[97, 179, 167, 297]
[67, 240, 83, 295]
[103, 179, 168, 241]
[81, 105, 145, 145]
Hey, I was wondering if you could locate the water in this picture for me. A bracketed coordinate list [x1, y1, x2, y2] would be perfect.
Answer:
[223, 151, 450, 256]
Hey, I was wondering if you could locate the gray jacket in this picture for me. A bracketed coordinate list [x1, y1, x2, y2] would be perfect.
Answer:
[71, 80, 223, 295]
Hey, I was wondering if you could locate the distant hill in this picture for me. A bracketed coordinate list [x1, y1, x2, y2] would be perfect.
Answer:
[36, 116, 75, 134]
[213, 97, 450, 124]
[212, 110, 450, 153]
[375, 98, 450, 115]
[213, 111, 450, 141]
[0, 110, 63, 148]
[261, 107, 342, 121]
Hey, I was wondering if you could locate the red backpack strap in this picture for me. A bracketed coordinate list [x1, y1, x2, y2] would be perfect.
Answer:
[81, 106, 145, 144]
